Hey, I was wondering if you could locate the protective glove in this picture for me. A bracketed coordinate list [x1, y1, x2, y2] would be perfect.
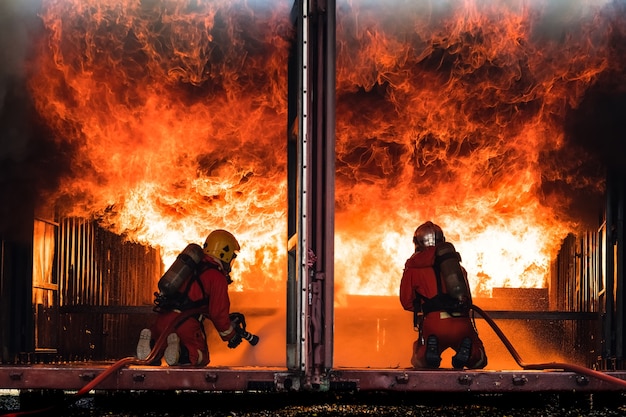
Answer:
[229, 312, 245, 327]
[227, 312, 245, 349]
[227, 330, 243, 349]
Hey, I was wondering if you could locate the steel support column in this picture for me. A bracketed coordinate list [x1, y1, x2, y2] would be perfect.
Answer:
[287, 0, 335, 388]
[602, 168, 625, 365]
[607, 171, 626, 358]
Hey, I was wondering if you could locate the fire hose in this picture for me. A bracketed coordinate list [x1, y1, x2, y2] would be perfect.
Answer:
[3, 306, 626, 416]
[471, 304, 626, 389]
[0, 309, 259, 417]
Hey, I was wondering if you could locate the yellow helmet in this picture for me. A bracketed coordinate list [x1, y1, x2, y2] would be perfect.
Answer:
[203, 229, 240, 265]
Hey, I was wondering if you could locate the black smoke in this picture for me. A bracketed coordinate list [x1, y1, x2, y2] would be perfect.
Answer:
[0, 0, 68, 238]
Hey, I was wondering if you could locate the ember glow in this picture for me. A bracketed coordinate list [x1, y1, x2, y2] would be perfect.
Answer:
[26, 0, 617, 298]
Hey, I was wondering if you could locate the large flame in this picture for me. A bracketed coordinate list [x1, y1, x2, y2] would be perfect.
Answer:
[28, 0, 293, 292]
[333, 0, 612, 297]
[26, 0, 617, 298]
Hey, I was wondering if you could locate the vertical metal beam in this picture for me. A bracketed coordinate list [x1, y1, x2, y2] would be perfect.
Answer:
[0, 238, 7, 361]
[617, 171, 625, 360]
[298, 0, 311, 378]
[305, 0, 336, 388]
[605, 169, 618, 362]
[287, 0, 335, 385]
[322, 0, 336, 372]
[286, 0, 309, 374]
[604, 171, 615, 360]
[0, 222, 34, 361]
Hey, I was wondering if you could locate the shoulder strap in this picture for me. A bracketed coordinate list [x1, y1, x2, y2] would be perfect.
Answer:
[432, 256, 444, 295]
[180, 261, 216, 301]
[153, 261, 218, 313]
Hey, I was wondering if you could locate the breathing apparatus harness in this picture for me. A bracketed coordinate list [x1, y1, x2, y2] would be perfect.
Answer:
[153, 261, 216, 313]
[152, 242, 235, 316]
[413, 241, 473, 334]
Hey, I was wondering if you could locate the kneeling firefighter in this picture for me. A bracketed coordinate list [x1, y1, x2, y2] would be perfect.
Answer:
[399, 221, 487, 369]
[137, 229, 255, 366]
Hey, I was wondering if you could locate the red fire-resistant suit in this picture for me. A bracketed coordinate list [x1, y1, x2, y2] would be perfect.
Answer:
[399, 246, 487, 369]
[151, 255, 236, 366]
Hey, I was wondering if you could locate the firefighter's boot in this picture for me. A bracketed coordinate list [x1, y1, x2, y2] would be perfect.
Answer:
[452, 337, 472, 369]
[136, 329, 152, 361]
[164, 333, 181, 366]
[425, 335, 441, 368]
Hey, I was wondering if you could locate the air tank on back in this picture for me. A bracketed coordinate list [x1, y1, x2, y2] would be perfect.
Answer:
[157, 243, 205, 296]
[435, 241, 471, 309]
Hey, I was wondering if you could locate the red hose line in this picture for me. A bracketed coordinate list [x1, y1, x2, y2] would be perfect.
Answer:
[1, 308, 207, 417]
[3, 305, 626, 416]
[471, 304, 626, 389]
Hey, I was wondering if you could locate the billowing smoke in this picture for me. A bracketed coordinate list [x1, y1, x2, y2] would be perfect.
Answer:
[0, 0, 70, 238]
[0, 0, 40, 161]
[1, 0, 39, 238]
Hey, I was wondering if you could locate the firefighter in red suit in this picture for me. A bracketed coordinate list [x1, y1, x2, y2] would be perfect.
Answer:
[136, 229, 242, 366]
[399, 221, 487, 369]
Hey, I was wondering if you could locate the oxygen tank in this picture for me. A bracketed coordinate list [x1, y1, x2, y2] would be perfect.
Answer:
[157, 243, 205, 296]
[435, 241, 471, 309]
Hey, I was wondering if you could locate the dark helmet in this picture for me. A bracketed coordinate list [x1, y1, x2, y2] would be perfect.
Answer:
[413, 221, 445, 251]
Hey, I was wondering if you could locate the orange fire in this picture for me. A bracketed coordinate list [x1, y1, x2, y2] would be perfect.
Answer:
[27, 0, 614, 299]
[28, 0, 293, 293]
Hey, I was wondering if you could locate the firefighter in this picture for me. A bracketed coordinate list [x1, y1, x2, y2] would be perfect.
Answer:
[136, 229, 243, 366]
[399, 221, 487, 369]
